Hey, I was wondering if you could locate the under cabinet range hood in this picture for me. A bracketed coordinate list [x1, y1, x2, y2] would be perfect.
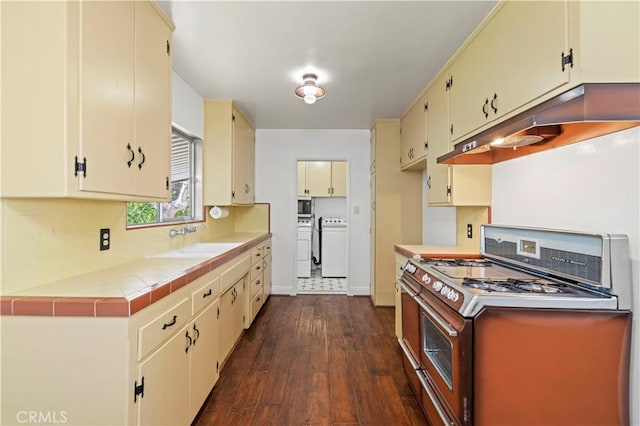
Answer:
[438, 83, 640, 165]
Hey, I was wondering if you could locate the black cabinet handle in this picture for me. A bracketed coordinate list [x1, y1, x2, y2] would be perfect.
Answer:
[427, 175, 431, 189]
[203, 289, 212, 298]
[127, 144, 135, 168]
[192, 324, 200, 345]
[185, 330, 192, 353]
[138, 147, 146, 170]
[491, 94, 498, 114]
[482, 98, 489, 118]
[162, 315, 177, 330]
[257, 266, 261, 270]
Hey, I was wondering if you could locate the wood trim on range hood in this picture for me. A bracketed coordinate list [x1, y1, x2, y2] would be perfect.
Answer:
[438, 83, 640, 165]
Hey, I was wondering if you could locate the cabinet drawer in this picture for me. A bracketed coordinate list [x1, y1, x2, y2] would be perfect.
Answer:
[250, 288, 264, 322]
[190, 272, 220, 316]
[138, 298, 190, 361]
[250, 246, 264, 265]
[250, 274, 262, 299]
[263, 241, 271, 257]
[220, 255, 250, 293]
[250, 261, 263, 283]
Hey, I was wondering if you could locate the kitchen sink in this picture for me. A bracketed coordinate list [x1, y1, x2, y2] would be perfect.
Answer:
[149, 242, 242, 259]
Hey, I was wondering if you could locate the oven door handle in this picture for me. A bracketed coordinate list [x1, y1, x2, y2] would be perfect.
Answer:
[398, 280, 458, 337]
[398, 338, 455, 426]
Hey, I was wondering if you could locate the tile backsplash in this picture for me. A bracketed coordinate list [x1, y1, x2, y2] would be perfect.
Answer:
[0, 199, 256, 294]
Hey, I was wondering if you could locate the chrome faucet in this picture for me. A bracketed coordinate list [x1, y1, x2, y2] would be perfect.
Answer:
[169, 224, 206, 238]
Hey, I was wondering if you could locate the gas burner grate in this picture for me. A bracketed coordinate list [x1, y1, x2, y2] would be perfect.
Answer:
[420, 258, 492, 267]
[462, 278, 575, 294]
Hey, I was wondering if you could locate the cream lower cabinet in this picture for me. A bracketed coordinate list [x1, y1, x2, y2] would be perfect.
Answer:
[219, 277, 247, 363]
[1, 1, 173, 200]
[188, 299, 220, 419]
[137, 322, 190, 426]
[0, 247, 266, 426]
[263, 252, 272, 299]
[203, 100, 256, 206]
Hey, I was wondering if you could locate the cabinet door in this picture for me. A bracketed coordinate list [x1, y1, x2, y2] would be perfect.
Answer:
[235, 277, 247, 333]
[189, 300, 220, 420]
[491, 1, 568, 119]
[331, 161, 347, 196]
[137, 324, 190, 426]
[427, 73, 453, 205]
[79, 2, 135, 195]
[232, 110, 250, 204]
[400, 97, 426, 169]
[307, 161, 332, 197]
[297, 161, 308, 196]
[219, 285, 235, 362]
[448, 26, 492, 142]
[246, 128, 256, 203]
[263, 255, 272, 299]
[133, 0, 172, 199]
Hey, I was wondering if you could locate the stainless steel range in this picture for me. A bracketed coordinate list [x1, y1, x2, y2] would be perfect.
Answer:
[398, 225, 633, 426]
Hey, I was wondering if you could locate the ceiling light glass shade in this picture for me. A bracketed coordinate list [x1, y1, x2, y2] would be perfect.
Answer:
[295, 73, 325, 104]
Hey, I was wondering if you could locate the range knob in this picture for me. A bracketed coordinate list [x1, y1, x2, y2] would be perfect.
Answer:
[445, 288, 459, 301]
[433, 281, 443, 292]
[421, 274, 431, 284]
[405, 263, 416, 274]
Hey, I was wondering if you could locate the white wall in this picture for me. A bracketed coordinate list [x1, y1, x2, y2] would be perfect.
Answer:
[255, 129, 371, 295]
[172, 71, 204, 139]
[491, 126, 640, 425]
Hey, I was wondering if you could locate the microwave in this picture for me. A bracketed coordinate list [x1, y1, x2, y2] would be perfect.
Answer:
[298, 197, 312, 217]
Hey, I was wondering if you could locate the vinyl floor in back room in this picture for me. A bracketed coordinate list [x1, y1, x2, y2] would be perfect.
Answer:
[192, 295, 427, 426]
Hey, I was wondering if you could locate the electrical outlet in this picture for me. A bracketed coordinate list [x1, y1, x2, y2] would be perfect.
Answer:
[466, 224, 473, 239]
[100, 228, 110, 251]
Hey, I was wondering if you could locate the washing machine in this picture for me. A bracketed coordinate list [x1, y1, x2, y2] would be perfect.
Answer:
[321, 217, 347, 277]
[296, 217, 312, 278]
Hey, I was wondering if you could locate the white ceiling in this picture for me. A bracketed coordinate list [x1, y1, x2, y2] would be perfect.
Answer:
[158, 1, 498, 130]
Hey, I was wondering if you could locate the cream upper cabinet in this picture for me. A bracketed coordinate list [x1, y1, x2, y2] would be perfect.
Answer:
[427, 73, 492, 206]
[399, 94, 428, 170]
[297, 162, 309, 196]
[298, 161, 346, 197]
[307, 161, 332, 197]
[0, 1, 173, 201]
[448, 1, 569, 143]
[133, 1, 173, 199]
[203, 100, 256, 206]
[567, 1, 640, 84]
[330, 161, 347, 196]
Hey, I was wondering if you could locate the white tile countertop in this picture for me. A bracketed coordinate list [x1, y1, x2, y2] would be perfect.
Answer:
[0, 232, 270, 317]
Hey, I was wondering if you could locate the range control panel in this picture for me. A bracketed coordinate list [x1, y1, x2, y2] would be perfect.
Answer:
[402, 261, 465, 311]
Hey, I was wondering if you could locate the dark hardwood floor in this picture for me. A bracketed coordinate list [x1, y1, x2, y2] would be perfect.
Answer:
[193, 295, 427, 426]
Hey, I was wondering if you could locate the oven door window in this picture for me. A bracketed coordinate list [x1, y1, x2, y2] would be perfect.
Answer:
[422, 314, 454, 390]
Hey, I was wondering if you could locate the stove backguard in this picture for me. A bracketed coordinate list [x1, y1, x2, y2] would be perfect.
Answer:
[480, 225, 631, 309]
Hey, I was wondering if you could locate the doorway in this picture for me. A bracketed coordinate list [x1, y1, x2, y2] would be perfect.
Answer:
[295, 160, 349, 294]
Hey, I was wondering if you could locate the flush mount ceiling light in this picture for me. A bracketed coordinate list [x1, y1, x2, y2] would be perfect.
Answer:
[295, 73, 325, 105]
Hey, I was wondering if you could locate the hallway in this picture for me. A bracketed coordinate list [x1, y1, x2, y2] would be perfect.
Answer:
[193, 295, 427, 425]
